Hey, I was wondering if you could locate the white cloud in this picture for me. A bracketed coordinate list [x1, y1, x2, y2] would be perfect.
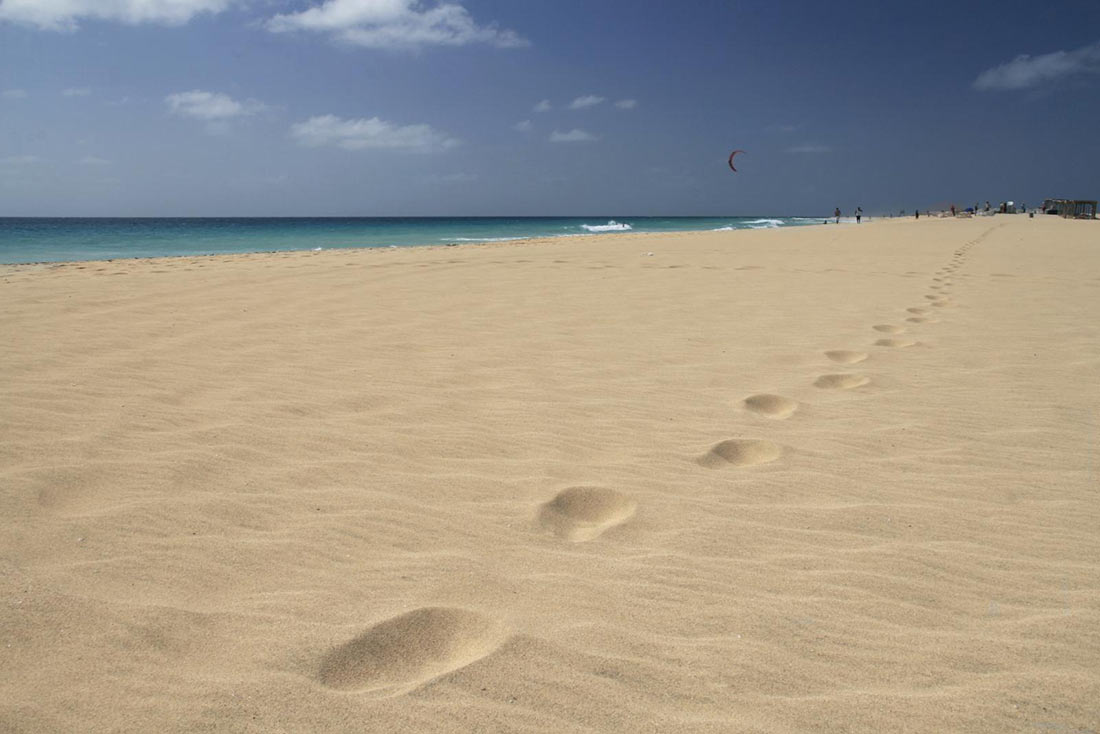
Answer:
[0, 155, 40, 165]
[549, 129, 598, 143]
[2, 89, 28, 100]
[533, 99, 551, 112]
[568, 94, 604, 109]
[974, 41, 1100, 90]
[290, 114, 459, 152]
[266, 0, 527, 50]
[513, 119, 532, 132]
[786, 144, 831, 154]
[614, 99, 637, 109]
[62, 87, 91, 97]
[79, 155, 111, 165]
[166, 90, 266, 120]
[0, 0, 236, 31]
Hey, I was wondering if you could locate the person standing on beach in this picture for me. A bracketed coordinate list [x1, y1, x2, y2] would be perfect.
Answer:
[915, 209, 920, 219]
[834, 207, 841, 223]
[855, 207, 862, 224]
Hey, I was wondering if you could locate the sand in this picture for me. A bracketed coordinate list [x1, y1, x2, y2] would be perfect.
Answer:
[1, 216, 1098, 732]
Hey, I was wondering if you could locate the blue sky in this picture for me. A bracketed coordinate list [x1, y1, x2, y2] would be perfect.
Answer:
[1, 0, 1098, 216]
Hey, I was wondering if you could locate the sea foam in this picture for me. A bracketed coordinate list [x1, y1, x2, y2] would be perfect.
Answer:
[581, 220, 632, 232]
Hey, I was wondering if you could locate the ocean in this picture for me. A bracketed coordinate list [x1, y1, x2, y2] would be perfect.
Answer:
[0, 216, 823, 265]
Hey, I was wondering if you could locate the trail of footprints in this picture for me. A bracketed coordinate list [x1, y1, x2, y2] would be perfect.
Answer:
[313, 228, 991, 696]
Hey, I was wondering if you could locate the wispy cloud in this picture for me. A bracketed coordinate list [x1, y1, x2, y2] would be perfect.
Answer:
[166, 90, 266, 120]
[0, 155, 40, 165]
[549, 129, 598, 143]
[78, 155, 111, 165]
[1, 89, 28, 100]
[974, 40, 1100, 90]
[533, 99, 551, 113]
[513, 119, 532, 132]
[290, 114, 459, 152]
[266, 0, 527, 50]
[0, 0, 236, 31]
[568, 94, 604, 109]
[786, 144, 832, 154]
[614, 99, 637, 109]
[62, 87, 92, 97]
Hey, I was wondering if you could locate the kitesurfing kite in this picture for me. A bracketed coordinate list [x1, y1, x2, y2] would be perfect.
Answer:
[728, 149, 745, 172]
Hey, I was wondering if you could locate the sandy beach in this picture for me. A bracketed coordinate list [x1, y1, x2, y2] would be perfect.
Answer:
[1, 216, 1097, 732]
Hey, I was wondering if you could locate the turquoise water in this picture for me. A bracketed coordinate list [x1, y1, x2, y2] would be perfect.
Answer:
[0, 216, 824, 264]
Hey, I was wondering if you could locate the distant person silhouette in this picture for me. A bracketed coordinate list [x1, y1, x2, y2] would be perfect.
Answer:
[834, 207, 841, 224]
[855, 207, 862, 224]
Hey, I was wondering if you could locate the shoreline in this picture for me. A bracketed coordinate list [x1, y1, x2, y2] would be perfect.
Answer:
[0, 218, 842, 271]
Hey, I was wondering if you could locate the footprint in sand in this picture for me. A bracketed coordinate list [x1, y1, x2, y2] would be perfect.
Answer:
[875, 338, 916, 348]
[825, 350, 868, 364]
[906, 316, 937, 323]
[698, 439, 782, 468]
[907, 307, 930, 314]
[814, 374, 870, 389]
[538, 487, 636, 542]
[744, 393, 799, 419]
[872, 324, 905, 334]
[317, 608, 507, 695]
[930, 299, 951, 307]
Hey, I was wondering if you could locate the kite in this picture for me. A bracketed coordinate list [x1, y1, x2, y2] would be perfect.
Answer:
[728, 149, 745, 172]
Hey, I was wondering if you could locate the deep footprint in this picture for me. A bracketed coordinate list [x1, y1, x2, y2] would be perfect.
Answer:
[317, 608, 507, 695]
[538, 486, 637, 541]
[872, 324, 906, 334]
[744, 393, 799, 419]
[875, 338, 916, 348]
[699, 439, 782, 468]
[814, 374, 870, 389]
[825, 350, 868, 364]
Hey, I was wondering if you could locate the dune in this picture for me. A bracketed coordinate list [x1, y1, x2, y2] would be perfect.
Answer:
[1, 216, 1098, 733]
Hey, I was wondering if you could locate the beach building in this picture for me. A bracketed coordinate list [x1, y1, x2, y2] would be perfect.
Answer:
[1042, 199, 1098, 218]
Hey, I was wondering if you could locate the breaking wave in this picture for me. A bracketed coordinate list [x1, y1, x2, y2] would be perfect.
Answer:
[581, 220, 632, 232]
